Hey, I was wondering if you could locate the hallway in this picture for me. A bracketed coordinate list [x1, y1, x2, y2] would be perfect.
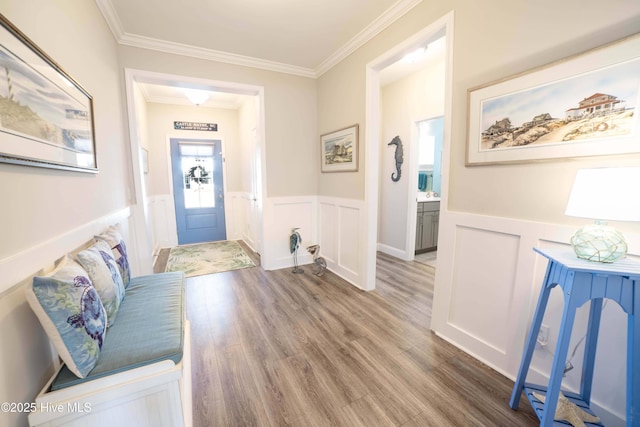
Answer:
[175, 246, 538, 426]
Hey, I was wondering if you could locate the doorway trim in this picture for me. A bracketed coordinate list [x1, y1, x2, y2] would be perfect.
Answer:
[363, 11, 454, 290]
[123, 68, 267, 273]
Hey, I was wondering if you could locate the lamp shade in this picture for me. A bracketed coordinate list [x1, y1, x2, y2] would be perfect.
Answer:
[565, 167, 640, 222]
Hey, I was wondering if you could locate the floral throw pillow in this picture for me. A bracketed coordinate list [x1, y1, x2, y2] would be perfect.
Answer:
[25, 257, 107, 378]
[76, 240, 125, 326]
[95, 225, 131, 288]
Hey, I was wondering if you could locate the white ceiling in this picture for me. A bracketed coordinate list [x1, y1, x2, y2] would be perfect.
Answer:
[137, 82, 254, 109]
[96, 0, 423, 77]
[379, 33, 446, 87]
[98, 0, 435, 107]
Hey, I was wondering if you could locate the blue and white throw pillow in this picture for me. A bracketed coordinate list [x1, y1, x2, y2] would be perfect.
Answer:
[95, 225, 131, 288]
[25, 257, 107, 378]
[76, 240, 125, 326]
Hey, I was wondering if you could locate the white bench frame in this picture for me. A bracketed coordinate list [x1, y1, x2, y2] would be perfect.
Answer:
[28, 321, 192, 427]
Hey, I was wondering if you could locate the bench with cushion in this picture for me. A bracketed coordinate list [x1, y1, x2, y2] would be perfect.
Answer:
[25, 226, 191, 427]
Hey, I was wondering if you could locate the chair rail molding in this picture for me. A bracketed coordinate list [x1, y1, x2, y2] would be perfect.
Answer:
[0, 207, 132, 295]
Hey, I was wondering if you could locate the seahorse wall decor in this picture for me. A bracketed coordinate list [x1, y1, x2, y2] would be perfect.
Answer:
[388, 135, 403, 182]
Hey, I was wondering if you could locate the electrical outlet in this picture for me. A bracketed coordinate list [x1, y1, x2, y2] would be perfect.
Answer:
[537, 324, 549, 347]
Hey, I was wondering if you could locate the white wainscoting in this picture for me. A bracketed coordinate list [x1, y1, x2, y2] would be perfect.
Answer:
[259, 195, 365, 289]
[148, 195, 177, 255]
[318, 196, 365, 288]
[431, 210, 638, 426]
[226, 191, 249, 243]
[261, 196, 316, 271]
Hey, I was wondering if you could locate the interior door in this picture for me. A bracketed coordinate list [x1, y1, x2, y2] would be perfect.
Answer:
[170, 138, 226, 244]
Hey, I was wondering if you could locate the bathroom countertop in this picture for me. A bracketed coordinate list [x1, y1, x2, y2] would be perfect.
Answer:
[417, 194, 441, 202]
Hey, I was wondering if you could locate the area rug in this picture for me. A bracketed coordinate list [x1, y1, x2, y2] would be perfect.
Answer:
[165, 240, 255, 277]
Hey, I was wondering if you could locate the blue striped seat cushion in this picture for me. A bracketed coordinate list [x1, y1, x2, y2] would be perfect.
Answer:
[51, 272, 185, 391]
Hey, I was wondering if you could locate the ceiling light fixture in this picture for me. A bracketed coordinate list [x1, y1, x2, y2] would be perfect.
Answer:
[184, 89, 209, 106]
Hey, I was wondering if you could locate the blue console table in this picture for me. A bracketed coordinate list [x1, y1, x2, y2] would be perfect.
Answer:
[510, 247, 640, 426]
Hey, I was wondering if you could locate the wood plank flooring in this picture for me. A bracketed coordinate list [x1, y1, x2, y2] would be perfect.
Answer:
[162, 243, 539, 426]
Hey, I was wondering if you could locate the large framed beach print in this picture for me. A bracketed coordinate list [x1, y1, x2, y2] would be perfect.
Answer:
[466, 33, 640, 166]
[321, 124, 359, 173]
[0, 15, 97, 172]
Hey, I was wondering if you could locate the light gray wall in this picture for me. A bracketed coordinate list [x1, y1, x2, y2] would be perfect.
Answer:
[0, 1, 132, 260]
[118, 46, 319, 199]
[318, 0, 640, 233]
[0, 2, 131, 426]
[145, 103, 242, 195]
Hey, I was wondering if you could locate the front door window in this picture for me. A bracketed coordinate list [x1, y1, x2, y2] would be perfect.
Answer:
[180, 144, 215, 209]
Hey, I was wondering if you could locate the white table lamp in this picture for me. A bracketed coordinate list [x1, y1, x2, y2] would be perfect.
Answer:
[565, 167, 640, 263]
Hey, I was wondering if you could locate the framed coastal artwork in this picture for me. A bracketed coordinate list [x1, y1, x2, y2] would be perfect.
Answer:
[0, 15, 97, 172]
[321, 124, 358, 173]
[466, 33, 640, 166]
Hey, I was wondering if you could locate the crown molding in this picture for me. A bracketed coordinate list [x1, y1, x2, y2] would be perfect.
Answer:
[96, 0, 422, 79]
[118, 32, 317, 78]
[95, 0, 126, 40]
[315, 0, 423, 77]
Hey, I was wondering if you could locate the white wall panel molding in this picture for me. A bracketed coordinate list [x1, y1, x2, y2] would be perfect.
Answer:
[238, 192, 258, 252]
[319, 196, 365, 289]
[261, 196, 317, 271]
[148, 195, 177, 253]
[225, 191, 248, 243]
[259, 195, 364, 287]
[433, 211, 577, 376]
[431, 210, 638, 426]
[447, 225, 521, 357]
[0, 207, 131, 295]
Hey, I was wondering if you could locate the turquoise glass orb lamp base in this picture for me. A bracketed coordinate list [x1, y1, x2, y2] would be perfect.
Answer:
[570, 221, 627, 263]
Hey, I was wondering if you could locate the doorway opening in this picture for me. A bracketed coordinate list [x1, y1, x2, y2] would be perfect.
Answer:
[363, 12, 454, 290]
[414, 116, 443, 268]
[124, 69, 266, 273]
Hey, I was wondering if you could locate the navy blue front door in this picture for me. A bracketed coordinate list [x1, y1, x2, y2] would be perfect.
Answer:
[170, 139, 226, 244]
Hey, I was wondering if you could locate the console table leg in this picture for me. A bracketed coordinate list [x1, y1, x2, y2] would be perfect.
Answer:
[542, 287, 578, 427]
[510, 263, 555, 409]
[629, 286, 640, 427]
[581, 297, 603, 405]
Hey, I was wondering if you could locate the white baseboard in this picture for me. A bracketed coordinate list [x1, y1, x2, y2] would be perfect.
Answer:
[377, 243, 412, 261]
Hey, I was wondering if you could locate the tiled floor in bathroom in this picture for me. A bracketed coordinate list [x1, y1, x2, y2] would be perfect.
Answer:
[414, 250, 437, 268]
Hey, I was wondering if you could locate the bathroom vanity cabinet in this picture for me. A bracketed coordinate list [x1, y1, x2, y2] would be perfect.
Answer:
[416, 201, 439, 253]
